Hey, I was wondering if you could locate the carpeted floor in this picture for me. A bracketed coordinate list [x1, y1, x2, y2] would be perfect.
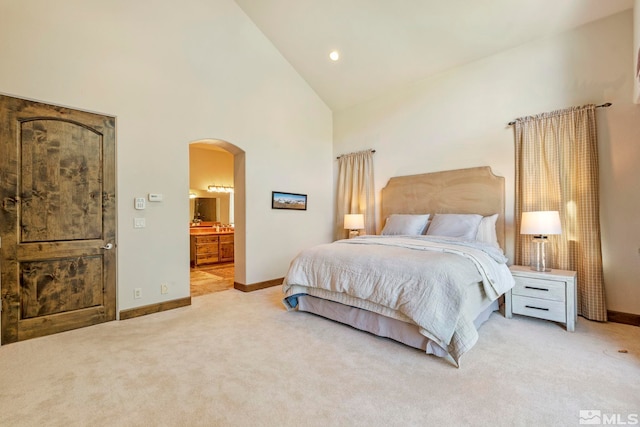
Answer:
[0, 286, 638, 426]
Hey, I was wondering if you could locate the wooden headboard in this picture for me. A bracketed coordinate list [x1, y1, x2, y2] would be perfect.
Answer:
[380, 166, 505, 248]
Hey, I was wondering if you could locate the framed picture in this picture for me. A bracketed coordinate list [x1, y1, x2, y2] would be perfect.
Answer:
[272, 191, 307, 210]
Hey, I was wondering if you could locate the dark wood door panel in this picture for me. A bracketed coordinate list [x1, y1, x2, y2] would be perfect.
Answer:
[18, 307, 108, 341]
[16, 240, 108, 259]
[20, 119, 103, 242]
[20, 256, 103, 318]
[0, 95, 116, 344]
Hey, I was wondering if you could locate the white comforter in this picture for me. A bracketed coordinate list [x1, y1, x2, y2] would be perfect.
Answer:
[282, 235, 514, 365]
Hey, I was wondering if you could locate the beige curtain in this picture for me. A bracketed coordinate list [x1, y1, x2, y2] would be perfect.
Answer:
[514, 104, 606, 321]
[335, 149, 375, 240]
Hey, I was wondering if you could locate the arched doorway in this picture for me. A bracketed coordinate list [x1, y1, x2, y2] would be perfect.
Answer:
[188, 139, 245, 296]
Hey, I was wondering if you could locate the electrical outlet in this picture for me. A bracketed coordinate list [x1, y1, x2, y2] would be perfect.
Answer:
[161, 283, 169, 294]
[134, 288, 142, 299]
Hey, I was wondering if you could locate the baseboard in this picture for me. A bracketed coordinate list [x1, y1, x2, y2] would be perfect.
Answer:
[234, 277, 284, 292]
[119, 297, 192, 321]
[607, 310, 640, 327]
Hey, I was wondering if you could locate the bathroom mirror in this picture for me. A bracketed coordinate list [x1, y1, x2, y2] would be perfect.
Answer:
[190, 197, 220, 222]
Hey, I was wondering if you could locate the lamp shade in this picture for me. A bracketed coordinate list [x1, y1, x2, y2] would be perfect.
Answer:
[520, 211, 562, 235]
[344, 214, 365, 230]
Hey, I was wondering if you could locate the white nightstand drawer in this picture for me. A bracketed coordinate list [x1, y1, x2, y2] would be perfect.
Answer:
[512, 295, 566, 323]
[513, 276, 566, 302]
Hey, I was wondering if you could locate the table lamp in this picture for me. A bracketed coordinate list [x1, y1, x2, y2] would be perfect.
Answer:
[520, 211, 562, 272]
[344, 214, 365, 239]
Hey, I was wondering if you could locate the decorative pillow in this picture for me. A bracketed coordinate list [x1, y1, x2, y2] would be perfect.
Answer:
[475, 214, 499, 247]
[426, 213, 483, 240]
[381, 214, 430, 235]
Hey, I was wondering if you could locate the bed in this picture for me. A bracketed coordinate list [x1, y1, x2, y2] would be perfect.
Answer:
[282, 166, 514, 366]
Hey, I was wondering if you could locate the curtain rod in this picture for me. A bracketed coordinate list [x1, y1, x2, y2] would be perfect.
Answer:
[507, 102, 612, 126]
[336, 149, 376, 160]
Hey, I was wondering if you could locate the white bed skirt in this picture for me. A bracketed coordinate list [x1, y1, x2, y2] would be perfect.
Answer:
[295, 292, 499, 359]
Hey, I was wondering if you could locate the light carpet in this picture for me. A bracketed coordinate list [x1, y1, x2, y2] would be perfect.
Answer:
[0, 286, 638, 426]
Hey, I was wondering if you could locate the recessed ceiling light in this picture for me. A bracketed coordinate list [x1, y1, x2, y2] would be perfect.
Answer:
[329, 50, 340, 61]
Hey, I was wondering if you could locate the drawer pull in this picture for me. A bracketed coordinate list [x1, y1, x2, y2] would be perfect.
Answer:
[525, 305, 550, 311]
[525, 286, 549, 292]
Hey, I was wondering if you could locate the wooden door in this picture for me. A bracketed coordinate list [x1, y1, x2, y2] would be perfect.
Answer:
[0, 95, 116, 344]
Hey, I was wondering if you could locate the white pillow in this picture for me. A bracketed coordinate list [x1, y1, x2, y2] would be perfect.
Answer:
[476, 214, 499, 247]
[381, 214, 430, 235]
[426, 213, 483, 240]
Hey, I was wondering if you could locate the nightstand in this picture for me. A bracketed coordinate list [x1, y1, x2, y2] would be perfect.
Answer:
[505, 265, 577, 331]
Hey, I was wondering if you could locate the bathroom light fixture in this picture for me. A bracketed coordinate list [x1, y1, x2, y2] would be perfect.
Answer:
[189, 192, 197, 199]
[207, 185, 234, 193]
[329, 50, 340, 61]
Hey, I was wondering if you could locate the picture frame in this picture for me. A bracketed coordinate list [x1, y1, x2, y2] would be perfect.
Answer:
[271, 191, 307, 210]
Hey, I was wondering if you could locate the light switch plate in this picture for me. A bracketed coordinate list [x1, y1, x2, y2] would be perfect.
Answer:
[134, 197, 146, 210]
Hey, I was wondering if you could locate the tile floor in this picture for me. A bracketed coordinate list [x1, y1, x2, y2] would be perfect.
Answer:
[190, 262, 235, 297]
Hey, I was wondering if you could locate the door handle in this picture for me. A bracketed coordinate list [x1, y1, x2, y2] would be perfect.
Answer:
[101, 243, 114, 250]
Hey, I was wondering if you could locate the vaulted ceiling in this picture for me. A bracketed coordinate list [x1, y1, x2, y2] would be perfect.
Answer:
[234, 0, 633, 111]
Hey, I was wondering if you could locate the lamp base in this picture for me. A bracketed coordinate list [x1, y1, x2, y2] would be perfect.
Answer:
[348, 230, 360, 239]
[530, 266, 552, 272]
[530, 236, 551, 272]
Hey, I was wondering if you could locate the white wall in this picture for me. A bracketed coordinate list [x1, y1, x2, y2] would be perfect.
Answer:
[334, 11, 640, 315]
[0, 0, 333, 312]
